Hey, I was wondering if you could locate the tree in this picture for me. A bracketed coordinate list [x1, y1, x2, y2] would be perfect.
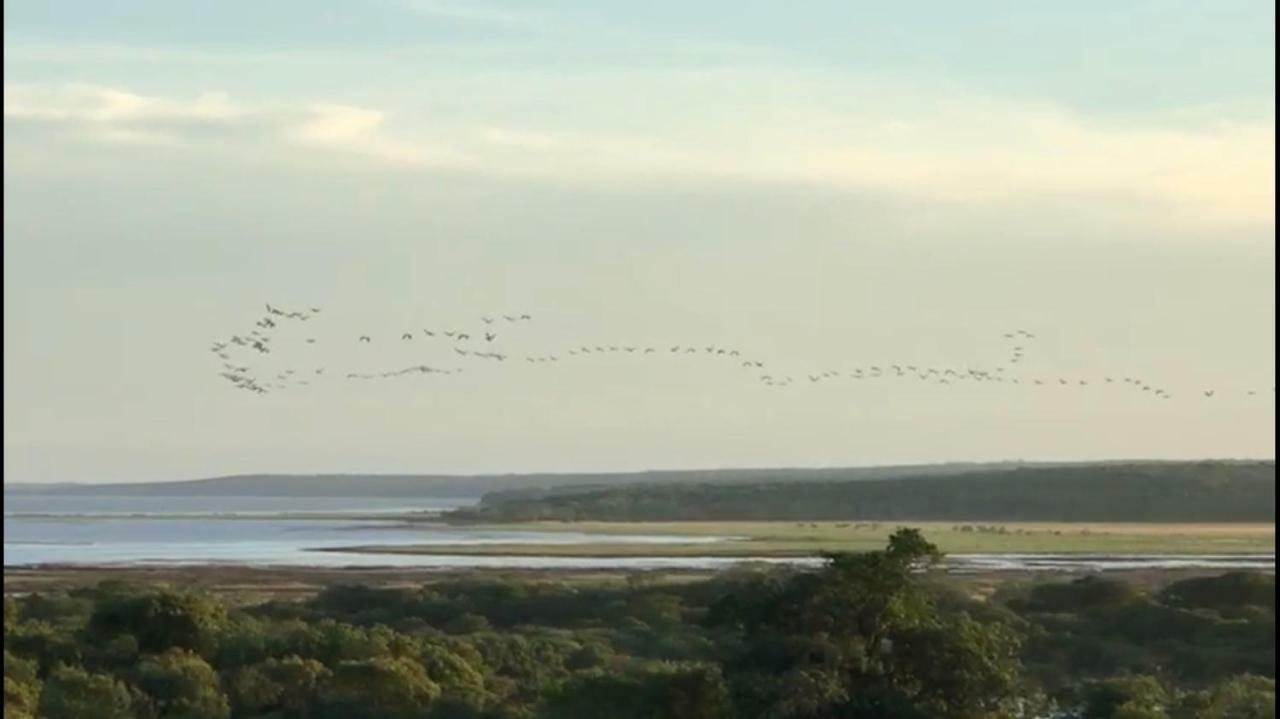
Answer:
[3, 651, 41, 719]
[714, 530, 1023, 719]
[1082, 675, 1170, 719]
[889, 613, 1024, 717]
[542, 666, 731, 719]
[91, 591, 227, 654]
[134, 649, 231, 719]
[227, 655, 330, 718]
[38, 663, 133, 719]
[4, 596, 19, 636]
[1177, 674, 1275, 719]
[320, 655, 441, 719]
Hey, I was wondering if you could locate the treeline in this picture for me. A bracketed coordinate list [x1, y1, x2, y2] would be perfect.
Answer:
[451, 461, 1276, 523]
[7, 460, 1251, 499]
[4, 532, 1275, 718]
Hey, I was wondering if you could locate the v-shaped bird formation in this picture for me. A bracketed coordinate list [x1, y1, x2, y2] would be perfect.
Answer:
[210, 303, 1275, 403]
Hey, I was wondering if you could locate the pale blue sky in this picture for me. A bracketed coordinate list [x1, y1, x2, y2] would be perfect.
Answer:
[4, 1, 1275, 482]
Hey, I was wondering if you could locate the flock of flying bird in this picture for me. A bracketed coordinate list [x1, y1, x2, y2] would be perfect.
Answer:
[210, 303, 1274, 403]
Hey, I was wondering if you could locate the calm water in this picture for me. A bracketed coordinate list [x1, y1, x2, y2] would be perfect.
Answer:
[3, 494, 473, 517]
[4, 494, 1274, 572]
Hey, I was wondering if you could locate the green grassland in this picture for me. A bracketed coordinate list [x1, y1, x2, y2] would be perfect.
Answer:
[333, 520, 1276, 557]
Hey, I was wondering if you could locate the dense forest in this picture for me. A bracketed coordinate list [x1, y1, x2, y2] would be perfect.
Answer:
[452, 462, 1277, 523]
[5, 532, 1274, 718]
[7, 461, 1264, 500]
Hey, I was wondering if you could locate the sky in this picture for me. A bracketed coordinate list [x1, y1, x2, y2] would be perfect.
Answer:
[3, 1, 1276, 483]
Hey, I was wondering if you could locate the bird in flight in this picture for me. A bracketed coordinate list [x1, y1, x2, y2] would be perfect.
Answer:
[402, 333, 414, 340]
[359, 335, 372, 343]
[484, 332, 497, 342]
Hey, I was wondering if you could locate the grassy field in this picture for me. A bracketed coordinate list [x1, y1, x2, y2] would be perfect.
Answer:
[347, 520, 1276, 557]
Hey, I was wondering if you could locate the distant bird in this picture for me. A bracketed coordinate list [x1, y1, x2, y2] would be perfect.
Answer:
[423, 329, 435, 337]
[309, 307, 321, 313]
[1204, 390, 1215, 398]
[520, 314, 532, 320]
[359, 335, 372, 343]
[485, 332, 497, 342]
[306, 338, 316, 344]
[266, 303, 284, 316]
[482, 317, 495, 324]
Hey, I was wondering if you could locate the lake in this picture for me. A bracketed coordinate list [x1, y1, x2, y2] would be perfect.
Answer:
[4, 494, 1274, 572]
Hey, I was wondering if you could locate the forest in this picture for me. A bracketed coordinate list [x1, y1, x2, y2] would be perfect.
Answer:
[4, 531, 1274, 719]
[451, 462, 1277, 523]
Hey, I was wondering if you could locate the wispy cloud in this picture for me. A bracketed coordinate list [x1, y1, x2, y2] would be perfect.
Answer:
[5, 83, 247, 145]
[287, 104, 469, 167]
[5, 82, 1273, 228]
[5, 84, 243, 123]
[396, 0, 551, 30]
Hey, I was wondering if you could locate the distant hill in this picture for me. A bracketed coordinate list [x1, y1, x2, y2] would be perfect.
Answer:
[450, 461, 1277, 523]
[0, 460, 1237, 499]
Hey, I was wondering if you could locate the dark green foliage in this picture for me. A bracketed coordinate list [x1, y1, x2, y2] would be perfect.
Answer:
[134, 649, 231, 719]
[1177, 674, 1276, 719]
[1159, 572, 1275, 613]
[4, 651, 42, 719]
[38, 663, 134, 719]
[3, 536, 1274, 718]
[320, 655, 441, 718]
[1081, 675, 1170, 718]
[544, 665, 732, 719]
[91, 589, 228, 654]
[452, 461, 1276, 522]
